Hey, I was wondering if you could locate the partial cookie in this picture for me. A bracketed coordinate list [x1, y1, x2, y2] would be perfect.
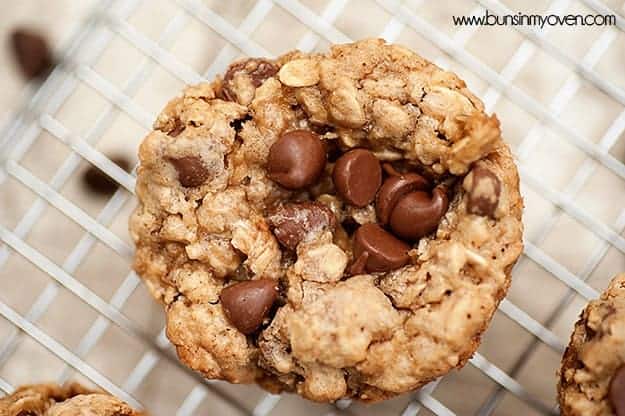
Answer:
[130, 39, 524, 402]
[558, 274, 625, 416]
[0, 382, 143, 415]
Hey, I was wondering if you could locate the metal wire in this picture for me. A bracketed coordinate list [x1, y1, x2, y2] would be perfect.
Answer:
[1, 0, 625, 414]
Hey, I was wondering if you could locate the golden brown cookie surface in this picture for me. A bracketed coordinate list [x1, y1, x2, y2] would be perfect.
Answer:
[0, 383, 143, 415]
[130, 39, 524, 402]
[558, 274, 625, 416]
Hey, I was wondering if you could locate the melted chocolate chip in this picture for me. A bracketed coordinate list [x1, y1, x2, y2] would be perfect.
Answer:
[332, 149, 382, 207]
[267, 202, 336, 250]
[170, 156, 211, 187]
[389, 187, 449, 241]
[466, 166, 501, 218]
[169, 119, 185, 137]
[382, 163, 403, 177]
[221, 59, 278, 101]
[352, 223, 410, 273]
[376, 173, 429, 225]
[348, 251, 369, 276]
[220, 279, 278, 334]
[267, 130, 326, 189]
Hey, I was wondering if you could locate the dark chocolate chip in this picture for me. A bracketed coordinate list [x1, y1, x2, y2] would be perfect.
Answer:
[267, 201, 336, 250]
[221, 58, 278, 102]
[466, 166, 501, 218]
[389, 187, 449, 241]
[169, 119, 185, 137]
[332, 149, 382, 207]
[244, 61, 277, 87]
[220, 279, 278, 334]
[267, 130, 326, 189]
[10, 28, 54, 80]
[382, 163, 403, 177]
[82, 156, 131, 196]
[170, 156, 211, 188]
[352, 223, 410, 273]
[376, 173, 429, 225]
[348, 251, 369, 276]
[610, 365, 625, 416]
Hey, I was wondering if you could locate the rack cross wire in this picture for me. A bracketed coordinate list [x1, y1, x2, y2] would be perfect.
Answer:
[1, 0, 625, 415]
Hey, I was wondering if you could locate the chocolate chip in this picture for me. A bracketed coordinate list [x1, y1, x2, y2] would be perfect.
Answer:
[389, 187, 449, 241]
[170, 156, 211, 187]
[267, 202, 336, 250]
[267, 130, 326, 189]
[610, 365, 625, 416]
[348, 251, 369, 276]
[82, 156, 131, 196]
[352, 223, 410, 273]
[382, 163, 403, 177]
[169, 119, 185, 137]
[376, 173, 429, 225]
[220, 279, 278, 334]
[245, 61, 277, 87]
[10, 28, 54, 80]
[466, 167, 501, 217]
[222, 58, 278, 101]
[332, 149, 382, 207]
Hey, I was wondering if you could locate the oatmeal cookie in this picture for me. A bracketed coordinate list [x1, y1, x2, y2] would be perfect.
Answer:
[129, 39, 523, 402]
[558, 274, 625, 416]
[0, 382, 143, 415]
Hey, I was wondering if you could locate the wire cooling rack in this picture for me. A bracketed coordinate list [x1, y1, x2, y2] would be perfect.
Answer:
[2, 0, 625, 414]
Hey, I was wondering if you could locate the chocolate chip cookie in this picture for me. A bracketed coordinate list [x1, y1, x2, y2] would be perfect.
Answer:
[129, 39, 524, 402]
[558, 274, 625, 416]
[0, 383, 143, 415]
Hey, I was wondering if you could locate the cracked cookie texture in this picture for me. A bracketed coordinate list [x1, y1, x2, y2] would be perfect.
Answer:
[558, 274, 625, 415]
[129, 39, 523, 402]
[0, 383, 143, 415]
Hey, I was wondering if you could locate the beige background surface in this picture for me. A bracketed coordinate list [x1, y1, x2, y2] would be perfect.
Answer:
[2, 0, 625, 415]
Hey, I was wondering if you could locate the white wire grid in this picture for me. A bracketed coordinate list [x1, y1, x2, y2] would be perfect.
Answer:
[1, 0, 625, 414]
